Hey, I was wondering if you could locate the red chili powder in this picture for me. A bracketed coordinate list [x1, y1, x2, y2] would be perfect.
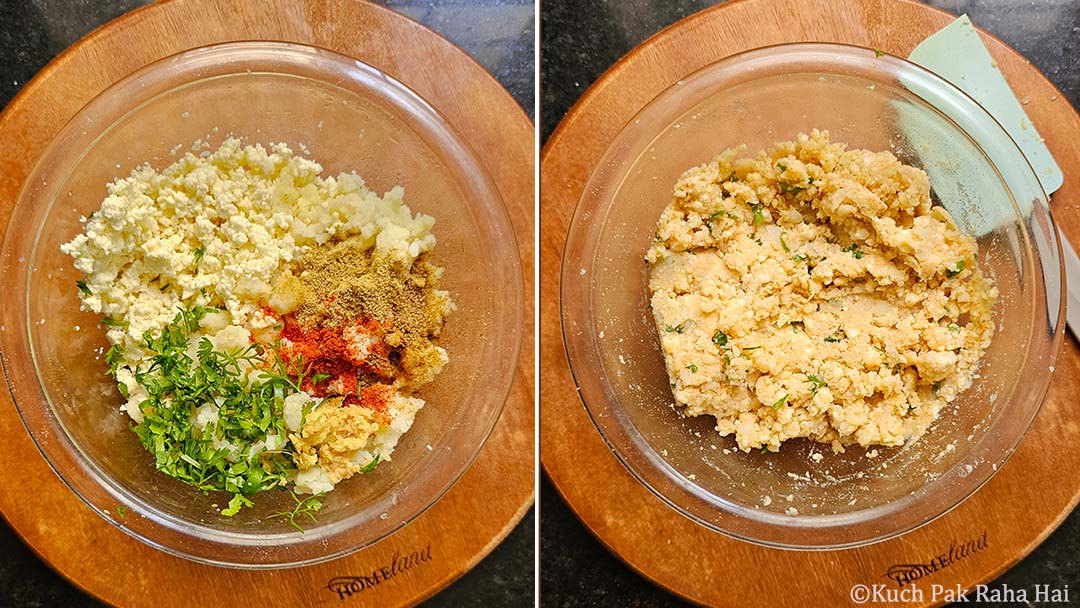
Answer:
[277, 317, 391, 414]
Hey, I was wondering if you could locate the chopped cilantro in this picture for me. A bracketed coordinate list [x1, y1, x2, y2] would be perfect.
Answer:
[686, 364, 698, 373]
[792, 253, 808, 262]
[76, 280, 92, 296]
[742, 346, 761, 351]
[270, 492, 326, 533]
[116, 505, 126, 519]
[807, 374, 827, 395]
[101, 316, 128, 328]
[790, 321, 804, 333]
[946, 260, 966, 278]
[124, 306, 300, 509]
[947, 323, 961, 332]
[193, 245, 205, 264]
[772, 395, 788, 409]
[222, 493, 253, 517]
[842, 243, 865, 259]
[779, 232, 791, 253]
[874, 49, 886, 57]
[778, 182, 805, 194]
[665, 320, 692, 334]
[712, 331, 728, 347]
[360, 454, 381, 474]
[751, 204, 764, 226]
[932, 380, 943, 392]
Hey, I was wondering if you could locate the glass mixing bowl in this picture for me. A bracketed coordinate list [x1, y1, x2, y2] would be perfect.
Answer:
[560, 43, 1064, 549]
[0, 42, 523, 567]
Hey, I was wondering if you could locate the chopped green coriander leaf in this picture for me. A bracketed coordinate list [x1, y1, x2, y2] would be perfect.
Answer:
[742, 345, 761, 351]
[221, 493, 253, 517]
[360, 454, 381, 474]
[778, 182, 805, 194]
[946, 259, 966, 278]
[101, 316, 128, 328]
[270, 492, 326, 533]
[790, 321, 804, 333]
[116, 505, 126, 519]
[779, 232, 791, 253]
[725, 171, 739, 182]
[807, 374, 827, 395]
[751, 204, 764, 226]
[670, 382, 677, 390]
[76, 280, 92, 296]
[664, 320, 692, 334]
[104, 344, 125, 377]
[777, 163, 788, 172]
[754, 237, 763, 246]
[842, 243, 865, 259]
[824, 333, 844, 343]
[932, 380, 943, 392]
[874, 49, 886, 57]
[760, 446, 769, 454]
[128, 306, 297, 501]
[712, 331, 728, 347]
[772, 395, 788, 409]
[947, 323, 961, 332]
[193, 245, 205, 264]
[792, 253, 808, 262]
[686, 364, 699, 373]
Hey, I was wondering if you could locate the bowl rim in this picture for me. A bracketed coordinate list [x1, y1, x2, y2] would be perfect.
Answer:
[559, 40, 1065, 550]
[0, 40, 524, 568]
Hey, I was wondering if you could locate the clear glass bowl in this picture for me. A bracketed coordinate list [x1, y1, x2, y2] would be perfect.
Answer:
[560, 43, 1064, 549]
[0, 42, 523, 567]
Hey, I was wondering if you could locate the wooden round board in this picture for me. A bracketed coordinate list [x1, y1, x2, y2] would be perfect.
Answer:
[0, 1, 534, 607]
[541, 0, 1080, 606]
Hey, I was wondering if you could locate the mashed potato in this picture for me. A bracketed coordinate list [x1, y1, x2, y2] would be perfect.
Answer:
[647, 130, 996, 452]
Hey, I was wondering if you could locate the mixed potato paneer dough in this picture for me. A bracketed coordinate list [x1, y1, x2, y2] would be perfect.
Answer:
[647, 130, 997, 453]
[62, 138, 453, 514]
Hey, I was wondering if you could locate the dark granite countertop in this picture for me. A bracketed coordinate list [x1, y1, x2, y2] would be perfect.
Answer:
[0, 1, 533, 606]
[541, 0, 1080, 606]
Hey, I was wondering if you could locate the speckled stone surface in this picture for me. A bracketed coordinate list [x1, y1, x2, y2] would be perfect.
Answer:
[541, 1, 1080, 606]
[0, 1, 534, 606]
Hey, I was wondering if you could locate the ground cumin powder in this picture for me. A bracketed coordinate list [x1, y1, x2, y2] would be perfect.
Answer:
[292, 235, 452, 387]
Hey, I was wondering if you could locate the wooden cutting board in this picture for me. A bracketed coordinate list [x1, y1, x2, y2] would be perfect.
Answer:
[0, 1, 534, 607]
[541, 0, 1080, 606]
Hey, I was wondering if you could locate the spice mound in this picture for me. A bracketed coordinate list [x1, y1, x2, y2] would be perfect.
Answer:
[646, 130, 997, 453]
[61, 138, 454, 517]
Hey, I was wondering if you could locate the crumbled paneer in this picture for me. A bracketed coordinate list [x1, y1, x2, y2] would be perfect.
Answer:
[648, 130, 996, 452]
